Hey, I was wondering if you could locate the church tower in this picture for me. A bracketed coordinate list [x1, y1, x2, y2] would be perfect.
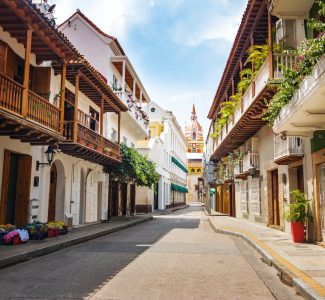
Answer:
[184, 104, 204, 202]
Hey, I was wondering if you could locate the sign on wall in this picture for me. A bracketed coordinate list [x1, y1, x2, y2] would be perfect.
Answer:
[250, 178, 261, 215]
[240, 181, 248, 213]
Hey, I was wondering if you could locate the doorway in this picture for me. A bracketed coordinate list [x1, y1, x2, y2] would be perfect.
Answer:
[130, 184, 136, 215]
[97, 182, 102, 221]
[79, 169, 85, 224]
[109, 180, 119, 217]
[271, 169, 280, 226]
[0, 150, 32, 226]
[48, 163, 57, 222]
[229, 184, 236, 217]
[297, 165, 304, 193]
[154, 182, 159, 210]
[121, 182, 127, 216]
[319, 163, 325, 239]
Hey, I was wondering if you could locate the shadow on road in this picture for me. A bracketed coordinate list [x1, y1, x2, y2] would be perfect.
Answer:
[0, 205, 201, 299]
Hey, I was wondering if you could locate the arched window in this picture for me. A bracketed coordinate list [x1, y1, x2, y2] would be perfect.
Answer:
[191, 168, 195, 173]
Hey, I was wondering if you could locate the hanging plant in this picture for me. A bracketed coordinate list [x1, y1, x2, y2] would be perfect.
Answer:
[264, 0, 325, 125]
[104, 143, 159, 188]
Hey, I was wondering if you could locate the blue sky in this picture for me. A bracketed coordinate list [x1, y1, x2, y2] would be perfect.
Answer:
[54, 0, 246, 137]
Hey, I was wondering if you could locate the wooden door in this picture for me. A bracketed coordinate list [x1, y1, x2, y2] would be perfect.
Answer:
[31, 67, 51, 99]
[15, 155, 32, 226]
[0, 150, 11, 224]
[130, 184, 136, 215]
[121, 182, 127, 216]
[271, 169, 280, 225]
[109, 180, 118, 217]
[297, 165, 304, 193]
[229, 184, 236, 217]
[222, 185, 230, 215]
[154, 182, 159, 210]
[0, 151, 32, 226]
[48, 163, 57, 222]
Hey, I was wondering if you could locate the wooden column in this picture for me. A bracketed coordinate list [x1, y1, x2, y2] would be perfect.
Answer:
[132, 79, 136, 101]
[73, 73, 80, 143]
[60, 61, 67, 134]
[268, 10, 274, 80]
[239, 59, 244, 113]
[121, 61, 126, 102]
[100, 95, 104, 148]
[251, 34, 255, 98]
[140, 90, 143, 107]
[117, 112, 121, 145]
[22, 28, 33, 117]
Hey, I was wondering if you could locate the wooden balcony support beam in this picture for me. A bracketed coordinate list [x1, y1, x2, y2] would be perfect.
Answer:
[73, 73, 80, 143]
[60, 61, 67, 134]
[21, 27, 32, 117]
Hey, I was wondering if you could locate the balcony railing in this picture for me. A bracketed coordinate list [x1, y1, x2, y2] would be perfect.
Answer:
[243, 152, 259, 173]
[28, 90, 60, 132]
[113, 90, 149, 132]
[0, 72, 23, 114]
[0, 72, 60, 133]
[63, 121, 120, 159]
[234, 161, 244, 177]
[214, 53, 296, 149]
[274, 135, 304, 164]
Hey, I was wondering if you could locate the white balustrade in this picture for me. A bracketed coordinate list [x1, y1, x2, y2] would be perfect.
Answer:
[113, 90, 148, 132]
[254, 57, 270, 96]
[274, 53, 297, 79]
[274, 135, 304, 161]
[243, 152, 259, 173]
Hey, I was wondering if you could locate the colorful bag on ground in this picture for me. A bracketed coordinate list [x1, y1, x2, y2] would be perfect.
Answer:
[3, 230, 20, 245]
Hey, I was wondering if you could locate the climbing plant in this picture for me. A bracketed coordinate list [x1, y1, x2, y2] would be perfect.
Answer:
[264, 0, 325, 125]
[104, 143, 159, 188]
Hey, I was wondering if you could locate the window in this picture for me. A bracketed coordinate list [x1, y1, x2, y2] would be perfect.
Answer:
[89, 106, 99, 132]
[112, 74, 118, 90]
[151, 107, 156, 113]
[191, 168, 195, 173]
[111, 129, 117, 143]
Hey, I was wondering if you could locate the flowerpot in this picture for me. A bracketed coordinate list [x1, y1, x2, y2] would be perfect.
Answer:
[290, 222, 305, 243]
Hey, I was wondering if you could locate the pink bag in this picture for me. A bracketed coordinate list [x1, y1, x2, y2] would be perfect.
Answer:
[3, 231, 20, 245]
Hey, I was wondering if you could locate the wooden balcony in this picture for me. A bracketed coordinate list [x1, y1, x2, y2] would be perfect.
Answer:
[212, 53, 297, 160]
[274, 135, 304, 165]
[0, 72, 62, 144]
[59, 120, 121, 166]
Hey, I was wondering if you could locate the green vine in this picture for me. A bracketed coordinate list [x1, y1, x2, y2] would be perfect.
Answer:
[264, 0, 325, 125]
[104, 143, 159, 188]
[211, 44, 270, 139]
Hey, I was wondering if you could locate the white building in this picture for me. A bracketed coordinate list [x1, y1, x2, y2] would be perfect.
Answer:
[0, 2, 126, 227]
[58, 10, 153, 216]
[136, 102, 188, 212]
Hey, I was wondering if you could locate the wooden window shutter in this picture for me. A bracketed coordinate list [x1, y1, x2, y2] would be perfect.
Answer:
[0, 41, 7, 74]
[31, 67, 51, 100]
[5, 46, 16, 79]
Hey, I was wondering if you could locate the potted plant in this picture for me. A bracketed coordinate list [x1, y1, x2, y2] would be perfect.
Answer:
[284, 190, 313, 243]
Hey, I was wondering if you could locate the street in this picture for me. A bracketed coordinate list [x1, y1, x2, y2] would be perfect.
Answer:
[0, 204, 301, 300]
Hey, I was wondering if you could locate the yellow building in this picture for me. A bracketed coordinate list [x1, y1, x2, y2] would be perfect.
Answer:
[185, 105, 204, 203]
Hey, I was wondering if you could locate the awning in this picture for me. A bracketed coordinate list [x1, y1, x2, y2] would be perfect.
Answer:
[171, 156, 188, 173]
[171, 183, 188, 193]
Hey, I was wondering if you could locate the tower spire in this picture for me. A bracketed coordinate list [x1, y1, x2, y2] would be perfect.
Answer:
[191, 104, 196, 120]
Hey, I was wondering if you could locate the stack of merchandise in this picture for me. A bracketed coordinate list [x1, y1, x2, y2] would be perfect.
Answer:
[25, 222, 48, 240]
[0, 224, 29, 245]
[47, 221, 68, 237]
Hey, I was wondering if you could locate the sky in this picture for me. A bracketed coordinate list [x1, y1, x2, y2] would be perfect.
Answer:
[53, 0, 247, 139]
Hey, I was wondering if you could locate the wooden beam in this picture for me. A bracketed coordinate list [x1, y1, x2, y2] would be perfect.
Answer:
[73, 73, 80, 143]
[267, 9, 274, 80]
[60, 62, 66, 134]
[21, 28, 32, 117]
[118, 112, 121, 145]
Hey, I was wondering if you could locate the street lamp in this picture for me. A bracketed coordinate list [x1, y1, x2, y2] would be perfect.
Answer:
[36, 145, 56, 171]
[247, 164, 256, 176]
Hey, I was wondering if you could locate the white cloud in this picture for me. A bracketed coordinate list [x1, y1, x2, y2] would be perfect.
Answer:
[54, 0, 152, 40]
[171, 10, 244, 47]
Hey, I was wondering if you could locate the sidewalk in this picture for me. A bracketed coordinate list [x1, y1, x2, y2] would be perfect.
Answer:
[0, 215, 152, 270]
[206, 211, 325, 300]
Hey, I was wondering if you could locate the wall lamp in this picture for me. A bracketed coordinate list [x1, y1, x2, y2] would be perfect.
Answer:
[36, 145, 56, 171]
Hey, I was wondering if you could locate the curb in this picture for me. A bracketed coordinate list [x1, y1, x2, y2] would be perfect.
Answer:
[207, 216, 325, 300]
[155, 205, 189, 215]
[0, 216, 153, 270]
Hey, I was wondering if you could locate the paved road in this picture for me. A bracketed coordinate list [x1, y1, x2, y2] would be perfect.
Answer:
[0, 204, 301, 300]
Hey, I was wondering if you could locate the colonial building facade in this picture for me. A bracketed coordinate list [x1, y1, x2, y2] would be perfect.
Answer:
[137, 101, 188, 211]
[58, 10, 151, 217]
[204, 0, 324, 242]
[0, 0, 126, 227]
[185, 105, 203, 203]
